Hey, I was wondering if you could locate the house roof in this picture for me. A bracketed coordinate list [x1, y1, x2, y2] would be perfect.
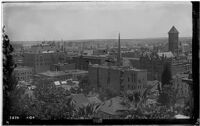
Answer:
[39, 71, 67, 77]
[88, 96, 102, 104]
[168, 26, 179, 34]
[98, 96, 129, 115]
[71, 94, 90, 108]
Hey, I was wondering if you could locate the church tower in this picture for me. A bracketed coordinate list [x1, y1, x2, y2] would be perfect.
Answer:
[168, 26, 179, 54]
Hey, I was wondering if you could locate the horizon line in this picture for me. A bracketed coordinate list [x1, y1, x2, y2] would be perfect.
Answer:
[10, 36, 192, 42]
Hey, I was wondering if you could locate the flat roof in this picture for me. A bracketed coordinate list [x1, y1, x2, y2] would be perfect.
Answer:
[38, 71, 67, 77]
[39, 70, 88, 77]
[82, 55, 107, 59]
[14, 66, 33, 71]
[65, 69, 88, 74]
[123, 57, 140, 60]
[91, 64, 146, 72]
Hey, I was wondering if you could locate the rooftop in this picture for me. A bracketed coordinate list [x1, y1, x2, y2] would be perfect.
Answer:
[82, 55, 107, 59]
[91, 64, 146, 72]
[14, 66, 33, 71]
[98, 96, 129, 115]
[65, 69, 88, 74]
[71, 94, 90, 108]
[123, 57, 140, 60]
[168, 26, 179, 34]
[39, 71, 67, 77]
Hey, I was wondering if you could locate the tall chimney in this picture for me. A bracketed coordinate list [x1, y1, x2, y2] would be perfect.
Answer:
[117, 33, 121, 66]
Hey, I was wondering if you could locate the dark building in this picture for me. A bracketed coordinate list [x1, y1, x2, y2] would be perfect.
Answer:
[89, 64, 147, 95]
[168, 26, 181, 54]
[72, 55, 106, 70]
[139, 52, 191, 81]
[93, 48, 108, 55]
[23, 51, 66, 73]
[13, 66, 33, 82]
[50, 63, 76, 71]
[37, 70, 88, 82]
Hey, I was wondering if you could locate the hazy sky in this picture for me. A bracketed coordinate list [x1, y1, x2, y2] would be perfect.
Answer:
[3, 1, 192, 41]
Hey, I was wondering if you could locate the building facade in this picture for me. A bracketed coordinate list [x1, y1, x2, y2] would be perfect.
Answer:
[13, 66, 33, 82]
[139, 52, 191, 81]
[168, 26, 180, 54]
[37, 70, 88, 82]
[50, 63, 76, 71]
[89, 65, 147, 95]
[72, 55, 106, 70]
[23, 51, 66, 73]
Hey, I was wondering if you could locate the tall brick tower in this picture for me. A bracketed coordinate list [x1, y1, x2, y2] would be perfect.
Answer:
[168, 26, 179, 54]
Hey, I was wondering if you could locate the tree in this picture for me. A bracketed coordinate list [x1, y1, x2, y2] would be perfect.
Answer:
[74, 104, 97, 119]
[161, 62, 172, 87]
[3, 26, 17, 122]
[78, 75, 91, 94]
[158, 62, 175, 107]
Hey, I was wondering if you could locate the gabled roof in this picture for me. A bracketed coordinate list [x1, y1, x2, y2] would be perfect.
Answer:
[71, 94, 90, 108]
[168, 26, 179, 34]
[88, 96, 102, 104]
[98, 96, 129, 115]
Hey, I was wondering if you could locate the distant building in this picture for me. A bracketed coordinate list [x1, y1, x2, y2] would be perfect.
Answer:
[65, 69, 88, 80]
[82, 49, 94, 56]
[50, 63, 76, 71]
[168, 26, 182, 55]
[13, 66, 33, 82]
[123, 57, 140, 68]
[93, 48, 108, 55]
[89, 64, 147, 95]
[37, 69, 88, 82]
[23, 51, 66, 73]
[27, 42, 60, 53]
[139, 51, 191, 81]
[73, 55, 106, 70]
[38, 71, 69, 81]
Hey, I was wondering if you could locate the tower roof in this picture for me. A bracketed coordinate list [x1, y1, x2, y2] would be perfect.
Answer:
[168, 26, 179, 34]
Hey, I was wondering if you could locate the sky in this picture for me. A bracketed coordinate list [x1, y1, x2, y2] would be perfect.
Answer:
[3, 1, 192, 41]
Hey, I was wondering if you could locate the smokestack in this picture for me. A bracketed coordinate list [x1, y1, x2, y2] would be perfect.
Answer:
[117, 33, 121, 66]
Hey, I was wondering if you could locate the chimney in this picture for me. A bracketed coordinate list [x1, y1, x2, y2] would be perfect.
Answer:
[117, 33, 121, 66]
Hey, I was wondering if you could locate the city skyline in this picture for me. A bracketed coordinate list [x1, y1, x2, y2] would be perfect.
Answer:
[3, 1, 192, 41]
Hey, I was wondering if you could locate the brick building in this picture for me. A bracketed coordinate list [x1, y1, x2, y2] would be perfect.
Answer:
[139, 52, 191, 81]
[168, 26, 182, 55]
[27, 42, 60, 53]
[72, 55, 106, 70]
[37, 70, 88, 82]
[23, 51, 66, 73]
[89, 64, 147, 95]
[123, 57, 140, 68]
[13, 66, 33, 82]
[50, 63, 76, 71]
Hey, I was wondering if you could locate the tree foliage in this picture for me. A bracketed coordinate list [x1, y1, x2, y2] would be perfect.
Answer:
[10, 79, 97, 120]
[161, 62, 172, 87]
[3, 26, 17, 122]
